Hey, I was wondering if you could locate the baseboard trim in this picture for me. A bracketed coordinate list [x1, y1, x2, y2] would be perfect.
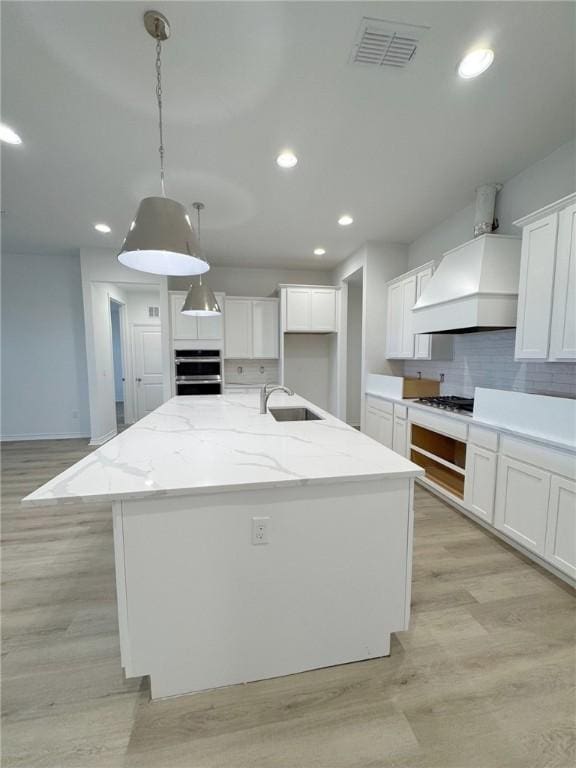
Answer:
[89, 429, 117, 446]
[1, 432, 90, 442]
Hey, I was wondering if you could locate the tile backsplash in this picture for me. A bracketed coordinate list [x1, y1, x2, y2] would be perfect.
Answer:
[224, 359, 279, 386]
[404, 330, 575, 398]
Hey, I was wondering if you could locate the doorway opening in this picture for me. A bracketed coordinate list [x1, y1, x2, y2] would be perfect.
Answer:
[109, 299, 127, 431]
[344, 268, 364, 428]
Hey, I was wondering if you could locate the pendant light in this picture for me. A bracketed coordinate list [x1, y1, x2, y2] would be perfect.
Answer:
[181, 203, 221, 316]
[118, 11, 209, 277]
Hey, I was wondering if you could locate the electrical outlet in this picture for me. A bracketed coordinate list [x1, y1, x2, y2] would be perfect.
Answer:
[72, 411, 79, 419]
[251, 517, 269, 545]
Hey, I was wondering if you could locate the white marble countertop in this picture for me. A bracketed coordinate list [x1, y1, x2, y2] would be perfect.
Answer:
[365, 387, 576, 453]
[22, 393, 423, 507]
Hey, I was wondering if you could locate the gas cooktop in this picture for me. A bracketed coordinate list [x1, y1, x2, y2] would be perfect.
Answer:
[414, 396, 474, 415]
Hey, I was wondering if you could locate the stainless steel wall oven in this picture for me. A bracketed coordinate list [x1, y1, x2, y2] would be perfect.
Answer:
[174, 349, 222, 396]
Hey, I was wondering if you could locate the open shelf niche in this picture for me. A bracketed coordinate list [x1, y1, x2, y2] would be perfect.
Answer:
[410, 423, 467, 499]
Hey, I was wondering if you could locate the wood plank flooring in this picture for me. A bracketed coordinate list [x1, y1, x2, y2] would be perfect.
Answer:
[2, 439, 575, 768]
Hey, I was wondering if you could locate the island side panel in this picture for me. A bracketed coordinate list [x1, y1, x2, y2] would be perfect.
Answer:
[119, 478, 413, 699]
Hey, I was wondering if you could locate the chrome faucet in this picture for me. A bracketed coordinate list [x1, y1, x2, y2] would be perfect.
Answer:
[260, 384, 294, 414]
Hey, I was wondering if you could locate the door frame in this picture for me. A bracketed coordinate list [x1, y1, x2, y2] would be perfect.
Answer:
[131, 323, 164, 421]
[109, 297, 134, 427]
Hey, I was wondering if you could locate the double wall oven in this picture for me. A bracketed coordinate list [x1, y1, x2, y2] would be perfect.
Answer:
[174, 349, 222, 396]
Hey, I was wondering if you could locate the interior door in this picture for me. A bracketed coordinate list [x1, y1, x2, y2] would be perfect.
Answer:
[133, 325, 164, 420]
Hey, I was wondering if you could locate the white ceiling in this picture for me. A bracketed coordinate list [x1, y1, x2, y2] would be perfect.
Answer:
[2, 1, 574, 269]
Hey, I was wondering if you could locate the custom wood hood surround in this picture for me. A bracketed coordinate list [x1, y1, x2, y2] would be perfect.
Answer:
[412, 235, 521, 335]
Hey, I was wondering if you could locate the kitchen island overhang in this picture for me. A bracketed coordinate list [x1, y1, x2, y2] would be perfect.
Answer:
[23, 393, 423, 699]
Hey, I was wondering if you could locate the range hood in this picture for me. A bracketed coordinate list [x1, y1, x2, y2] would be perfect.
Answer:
[412, 234, 521, 334]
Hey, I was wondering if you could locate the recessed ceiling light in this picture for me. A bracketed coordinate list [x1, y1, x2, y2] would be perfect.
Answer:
[338, 214, 354, 226]
[276, 151, 298, 168]
[94, 223, 112, 234]
[313, 248, 326, 256]
[458, 49, 494, 79]
[0, 123, 22, 145]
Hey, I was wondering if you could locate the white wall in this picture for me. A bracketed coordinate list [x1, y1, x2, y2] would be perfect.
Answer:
[332, 242, 408, 424]
[346, 278, 362, 426]
[1, 252, 90, 440]
[170, 265, 331, 297]
[283, 334, 331, 411]
[408, 139, 576, 269]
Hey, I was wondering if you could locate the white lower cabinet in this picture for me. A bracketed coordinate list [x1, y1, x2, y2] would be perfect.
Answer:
[364, 399, 393, 450]
[392, 416, 408, 457]
[545, 476, 576, 579]
[464, 444, 497, 523]
[494, 456, 551, 555]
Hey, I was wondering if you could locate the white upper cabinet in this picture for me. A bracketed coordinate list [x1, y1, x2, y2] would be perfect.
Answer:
[385, 262, 452, 360]
[225, 298, 253, 358]
[224, 297, 279, 359]
[170, 292, 224, 342]
[549, 202, 576, 360]
[310, 289, 337, 332]
[252, 299, 279, 358]
[284, 286, 338, 333]
[414, 267, 433, 359]
[514, 193, 576, 361]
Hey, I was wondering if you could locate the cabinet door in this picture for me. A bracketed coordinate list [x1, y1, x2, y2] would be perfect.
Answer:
[285, 289, 311, 332]
[197, 293, 224, 340]
[414, 268, 432, 359]
[392, 416, 408, 457]
[545, 476, 576, 579]
[310, 289, 337, 332]
[224, 299, 252, 358]
[464, 445, 497, 523]
[515, 213, 558, 359]
[549, 203, 576, 360]
[252, 300, 279, 358]
[364, 406, 393, 449]
[386, 281, 404, 358]
[400, 276, 417, 358]
[171, 293, 198, 340]
[494, 456, 551, 555]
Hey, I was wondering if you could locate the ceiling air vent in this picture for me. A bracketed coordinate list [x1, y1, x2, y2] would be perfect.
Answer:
[350, 18, 429, 69]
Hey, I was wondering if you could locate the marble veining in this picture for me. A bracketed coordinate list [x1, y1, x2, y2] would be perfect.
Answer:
[22, 393, 422, 506]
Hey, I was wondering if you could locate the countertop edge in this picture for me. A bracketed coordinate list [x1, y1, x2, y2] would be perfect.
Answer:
[21, 468, 424, 508]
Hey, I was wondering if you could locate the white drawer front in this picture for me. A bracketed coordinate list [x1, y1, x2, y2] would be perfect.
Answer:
[394, 404, 407, 420]
[408, 408, 468, 442]
[365, 395, 393, 416]
[469, 425, 499, 452]
[500, 435, 576, 481]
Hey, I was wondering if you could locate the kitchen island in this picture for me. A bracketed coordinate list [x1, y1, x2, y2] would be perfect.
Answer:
[23, 392, 423, 699]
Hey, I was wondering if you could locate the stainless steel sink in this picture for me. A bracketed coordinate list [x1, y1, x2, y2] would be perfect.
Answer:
[269, 407, 323, 422]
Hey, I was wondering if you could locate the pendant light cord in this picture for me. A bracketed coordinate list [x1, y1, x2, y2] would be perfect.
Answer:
[155, 34, 166, 197]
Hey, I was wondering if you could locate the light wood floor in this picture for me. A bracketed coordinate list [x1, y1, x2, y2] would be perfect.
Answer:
[2, 439, 575, 768]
